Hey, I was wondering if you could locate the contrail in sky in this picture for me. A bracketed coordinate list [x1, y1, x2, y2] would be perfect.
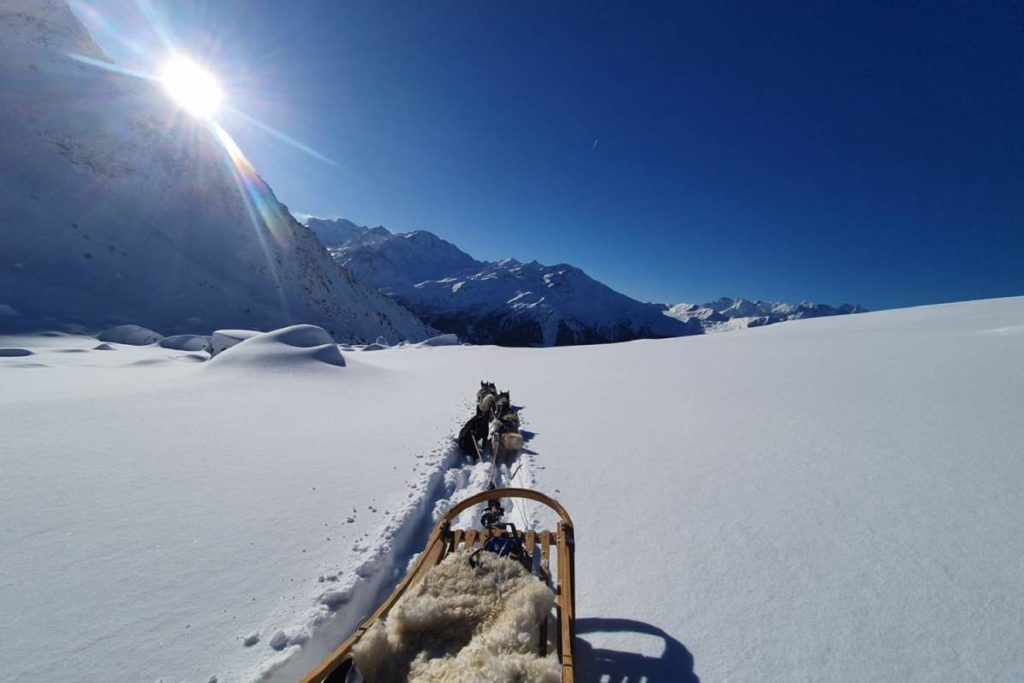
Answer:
[591, 138, 599, 153]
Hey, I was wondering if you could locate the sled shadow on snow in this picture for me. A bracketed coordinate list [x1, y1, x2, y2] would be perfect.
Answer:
[575, 617, 699, 683]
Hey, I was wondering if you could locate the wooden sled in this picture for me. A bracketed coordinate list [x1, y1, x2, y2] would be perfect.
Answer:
[301, 487, 577, 683]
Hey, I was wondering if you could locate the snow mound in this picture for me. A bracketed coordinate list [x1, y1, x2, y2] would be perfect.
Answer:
[97, 324, 164, 346]
[206, 325, 345, 370]
[418, 333, 461, 347]
[159, 335, 211, 352]
[353, 552, 558, 683]
[210, 329, 262, 356]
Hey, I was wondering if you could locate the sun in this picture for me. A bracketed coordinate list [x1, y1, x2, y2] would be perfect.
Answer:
[160, 56, 224, 118]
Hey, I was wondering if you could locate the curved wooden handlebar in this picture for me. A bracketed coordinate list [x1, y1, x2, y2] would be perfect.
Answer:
[439, 487, 574, 528]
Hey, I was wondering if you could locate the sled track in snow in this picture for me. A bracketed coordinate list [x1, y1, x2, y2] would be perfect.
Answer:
[259, 399, 540, 682]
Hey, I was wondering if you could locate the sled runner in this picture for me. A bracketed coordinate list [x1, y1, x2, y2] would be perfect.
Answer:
[301, 488, 577, 683]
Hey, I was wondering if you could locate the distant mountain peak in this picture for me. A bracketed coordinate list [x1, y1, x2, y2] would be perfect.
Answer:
[301, 216, 700, 346]
[665, 297, 867, 332]
[301, 214, 864, 344]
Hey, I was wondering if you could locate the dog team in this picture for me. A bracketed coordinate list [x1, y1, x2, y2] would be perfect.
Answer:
[457, 381, 524, 464]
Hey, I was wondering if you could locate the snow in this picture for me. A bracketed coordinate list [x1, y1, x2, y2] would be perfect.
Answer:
[97, 323, 164, 345]
[2, 297, 1023, 683]
[160, 334, 213, 352]
[211, 329, 263, 356]
[207, 325, 346, 370]
[416, 333, 461, 347]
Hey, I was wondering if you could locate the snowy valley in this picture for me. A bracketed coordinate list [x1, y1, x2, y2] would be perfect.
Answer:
[2, 297, 1022, 682]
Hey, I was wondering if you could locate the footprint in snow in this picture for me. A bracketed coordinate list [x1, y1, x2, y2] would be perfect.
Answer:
[269, 630, 288, 651]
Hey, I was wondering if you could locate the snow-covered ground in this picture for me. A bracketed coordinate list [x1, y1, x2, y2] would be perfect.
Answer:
[2, 296, 1023, 682]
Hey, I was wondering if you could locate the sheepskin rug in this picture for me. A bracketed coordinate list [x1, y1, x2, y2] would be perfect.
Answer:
[351, 550, 560, 682]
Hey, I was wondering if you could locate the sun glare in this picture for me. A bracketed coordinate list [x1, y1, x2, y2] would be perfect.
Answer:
[160, 56, 223, 118]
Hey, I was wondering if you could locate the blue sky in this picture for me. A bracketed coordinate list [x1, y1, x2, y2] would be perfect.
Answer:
[79, 1, 1023, 309]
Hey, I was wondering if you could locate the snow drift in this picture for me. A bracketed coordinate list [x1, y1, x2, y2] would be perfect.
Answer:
[352, 552, 559, 683]
[97, 324, 163, 346]
[158, 334, 211, 352]
[206, 324, 346, 370]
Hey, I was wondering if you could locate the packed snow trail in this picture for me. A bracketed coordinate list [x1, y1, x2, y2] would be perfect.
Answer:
[263, 398, 541, 682]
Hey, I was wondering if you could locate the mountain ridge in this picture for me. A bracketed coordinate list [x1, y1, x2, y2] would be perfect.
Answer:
[307, 216, 865, 344]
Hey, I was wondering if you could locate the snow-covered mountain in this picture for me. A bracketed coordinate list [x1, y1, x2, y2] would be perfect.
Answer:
[308, 218, 701, 346]
[0, 0, 432, 343]
[302, 217, 368, 248]
[666, 297, 867, 332]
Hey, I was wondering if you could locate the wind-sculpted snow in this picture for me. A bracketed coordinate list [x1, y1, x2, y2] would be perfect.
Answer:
[417, 333, 461, 347]
[158, 334, 211, 352]
[0, 0, 432, 344]
[207, 325, 346, 370]
[210, 329, 262, 356]
[307, 219, 700, 346]
[97, 324, 164, 346]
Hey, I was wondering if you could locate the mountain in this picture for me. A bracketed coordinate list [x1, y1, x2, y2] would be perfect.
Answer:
[302, 217, 368, 248]
[665, 297, 867, 332]
[307, 218, 701, 346]
[0, 0, 432, 343]
[308, 217, 864, 345]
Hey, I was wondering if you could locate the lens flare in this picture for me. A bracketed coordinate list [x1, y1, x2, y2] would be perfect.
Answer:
[160, 55, 223, 117]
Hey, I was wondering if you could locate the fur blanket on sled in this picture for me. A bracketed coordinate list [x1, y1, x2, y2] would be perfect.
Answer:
[352, 551, 559, 683]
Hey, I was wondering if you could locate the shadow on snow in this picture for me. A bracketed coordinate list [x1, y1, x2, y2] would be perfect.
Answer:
[575, 617, 699, 683]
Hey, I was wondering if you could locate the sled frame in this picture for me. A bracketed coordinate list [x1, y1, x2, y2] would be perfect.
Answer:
[301, 487, 576, 683]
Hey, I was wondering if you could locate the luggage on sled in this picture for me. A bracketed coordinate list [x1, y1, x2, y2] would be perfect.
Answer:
[301, 488, 577, 683]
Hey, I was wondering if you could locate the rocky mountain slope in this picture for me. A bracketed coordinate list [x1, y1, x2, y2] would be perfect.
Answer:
[0, 0, 432, 343]
[309, 217, 863, 345]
